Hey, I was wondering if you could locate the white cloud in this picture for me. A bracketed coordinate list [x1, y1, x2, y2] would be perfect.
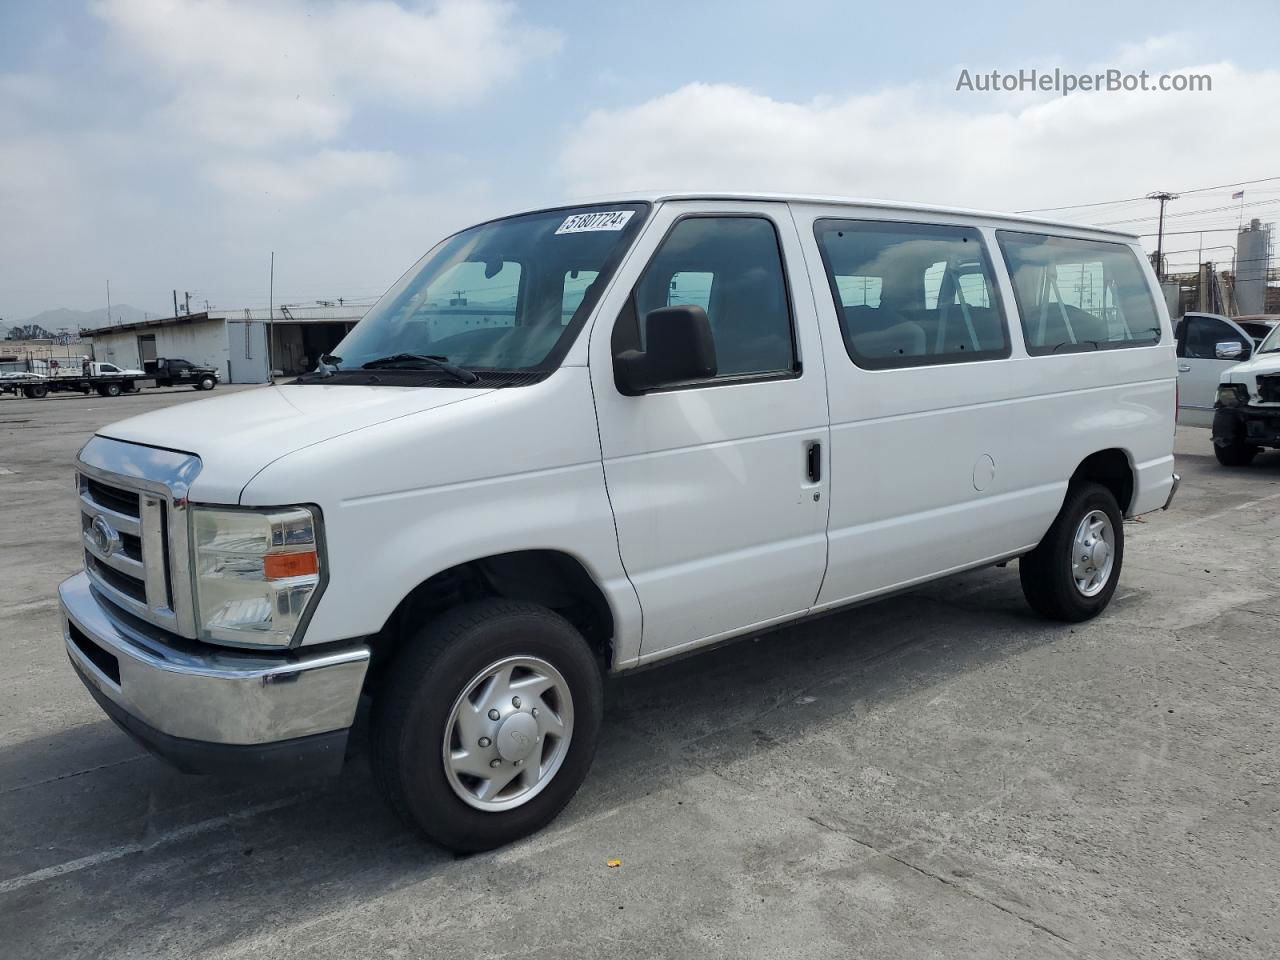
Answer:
[205, 148, 405, 200]
[1112, 33, 1194, 69]
[557, 62, 1280, 227]
[92, 0, 562, 146]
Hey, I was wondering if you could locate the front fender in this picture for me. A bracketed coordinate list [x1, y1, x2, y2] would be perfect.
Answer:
[241, 367, 643, 666]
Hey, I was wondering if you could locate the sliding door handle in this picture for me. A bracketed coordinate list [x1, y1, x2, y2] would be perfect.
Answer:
[806, 442, 822, 483]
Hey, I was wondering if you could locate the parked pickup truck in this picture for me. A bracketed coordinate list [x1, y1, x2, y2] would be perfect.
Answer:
[144, 358, 220, 390]
[58, 192, 1179, 852]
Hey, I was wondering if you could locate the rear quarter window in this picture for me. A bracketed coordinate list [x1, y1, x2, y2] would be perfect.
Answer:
[997, 231, 1162, 355]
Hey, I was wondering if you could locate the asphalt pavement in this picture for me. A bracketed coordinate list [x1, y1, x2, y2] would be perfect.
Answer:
[2, 385, 1277, 959]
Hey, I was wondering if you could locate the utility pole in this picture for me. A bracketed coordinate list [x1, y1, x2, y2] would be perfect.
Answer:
[173, 289, 179, 319]
[1147, 191, 1179, 280]
[184, 291, 191, 315]
[106, 280, 112, 326]
[268, 252, 275, 384]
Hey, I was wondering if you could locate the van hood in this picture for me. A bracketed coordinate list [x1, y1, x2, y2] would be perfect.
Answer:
[98, 383, 493, 503]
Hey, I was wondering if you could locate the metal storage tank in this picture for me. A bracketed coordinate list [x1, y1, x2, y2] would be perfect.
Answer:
[1236, 219, 1272, 316]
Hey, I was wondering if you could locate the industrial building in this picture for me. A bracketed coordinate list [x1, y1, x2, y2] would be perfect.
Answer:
[84, 303, 368, 383]
[1158, 218, 1278, 320]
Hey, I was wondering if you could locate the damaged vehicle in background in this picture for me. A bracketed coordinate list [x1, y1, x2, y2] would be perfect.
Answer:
[1174, 312, 1277, 427]
[1211, 320, 1280, 465]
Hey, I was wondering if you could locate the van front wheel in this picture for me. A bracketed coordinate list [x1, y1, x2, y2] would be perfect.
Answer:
[372, 599, 603, 852]
[1019, 481, 1124, 622]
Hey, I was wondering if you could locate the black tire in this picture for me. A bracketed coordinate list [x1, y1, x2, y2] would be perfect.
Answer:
[198, 376, 216, 390]
[100, 382, 122, 397]
[24, 384, 48, 399]
[372, 599, 604, 852]
[1214, 436, 1258, 466]
[1020, 481, 1124, 622]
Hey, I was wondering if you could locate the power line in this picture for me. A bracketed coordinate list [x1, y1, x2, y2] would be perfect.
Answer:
[1014, 195, 1149, 214]
[1098, 197, 1280, 226]
[1015, 175, 1280, 214]
[1137, 227, 1250, 238]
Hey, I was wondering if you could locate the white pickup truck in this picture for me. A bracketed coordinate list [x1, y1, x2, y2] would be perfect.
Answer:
[59, 193, 1178, 851]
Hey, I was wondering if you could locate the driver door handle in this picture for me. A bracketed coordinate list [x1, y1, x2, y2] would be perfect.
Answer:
[806, 442, 822, 483]
[1177, 363, 1191, 372]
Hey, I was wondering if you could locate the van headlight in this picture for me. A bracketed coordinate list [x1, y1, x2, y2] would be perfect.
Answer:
[191, 506, 324, 647]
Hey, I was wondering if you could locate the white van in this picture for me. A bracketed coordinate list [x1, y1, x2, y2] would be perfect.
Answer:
[59, 193, 1179, 851]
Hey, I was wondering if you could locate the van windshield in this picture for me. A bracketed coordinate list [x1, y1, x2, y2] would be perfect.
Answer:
[331, 204, 648, 377]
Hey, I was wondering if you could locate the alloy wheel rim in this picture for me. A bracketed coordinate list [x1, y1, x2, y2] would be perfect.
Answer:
[441, 655, 574, 812]
[1071, 509, 1115, 597]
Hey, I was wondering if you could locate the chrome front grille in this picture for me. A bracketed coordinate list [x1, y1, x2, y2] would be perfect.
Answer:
[79, 475, 166, 613]
[76, 436, 202, 639]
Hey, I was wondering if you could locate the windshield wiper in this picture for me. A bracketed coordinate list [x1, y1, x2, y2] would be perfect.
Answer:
[360, 353, 479, 384]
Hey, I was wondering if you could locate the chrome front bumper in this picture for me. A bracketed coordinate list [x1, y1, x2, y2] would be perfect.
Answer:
[60, 572, 370, 775]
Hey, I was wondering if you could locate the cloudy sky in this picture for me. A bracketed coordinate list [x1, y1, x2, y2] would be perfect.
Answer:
[2, 0, 1278, 321]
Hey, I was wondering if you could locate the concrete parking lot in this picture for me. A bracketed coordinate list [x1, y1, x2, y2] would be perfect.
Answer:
[1, 385, 1277, 959]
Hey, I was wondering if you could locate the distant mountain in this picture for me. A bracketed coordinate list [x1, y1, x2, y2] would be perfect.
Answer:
[15, 304, 159, 334]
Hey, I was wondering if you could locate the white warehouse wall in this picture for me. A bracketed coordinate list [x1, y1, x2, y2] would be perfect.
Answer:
[89, 318, 269, 383]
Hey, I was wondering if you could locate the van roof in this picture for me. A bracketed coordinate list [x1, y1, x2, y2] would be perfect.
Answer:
[540, 191, 1140, 241]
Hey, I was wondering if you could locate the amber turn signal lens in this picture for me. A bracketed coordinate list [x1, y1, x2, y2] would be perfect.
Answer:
[263, 551, 319, 580]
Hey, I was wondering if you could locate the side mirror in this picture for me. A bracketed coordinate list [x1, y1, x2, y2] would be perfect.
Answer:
[614, 305, 717, 394]
[1215, 340, 1246, 361]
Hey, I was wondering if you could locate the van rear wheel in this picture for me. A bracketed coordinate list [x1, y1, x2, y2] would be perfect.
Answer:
[1019, 481, 1123, 622]
[372, 599, 603, 852]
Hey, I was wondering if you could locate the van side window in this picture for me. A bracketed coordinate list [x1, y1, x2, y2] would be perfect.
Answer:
[667, 271, 714, 312]
[836, 275, 882, 307]
[997, 232, 1162, 355]
[618, 216, 797, 380]
[813, 219, 1010, 369]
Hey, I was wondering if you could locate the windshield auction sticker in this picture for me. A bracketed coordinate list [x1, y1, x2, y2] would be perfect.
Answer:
[555, 210, 635, 234]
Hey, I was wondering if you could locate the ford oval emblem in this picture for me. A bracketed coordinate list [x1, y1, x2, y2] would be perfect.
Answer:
[90, 515, 120, 557]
